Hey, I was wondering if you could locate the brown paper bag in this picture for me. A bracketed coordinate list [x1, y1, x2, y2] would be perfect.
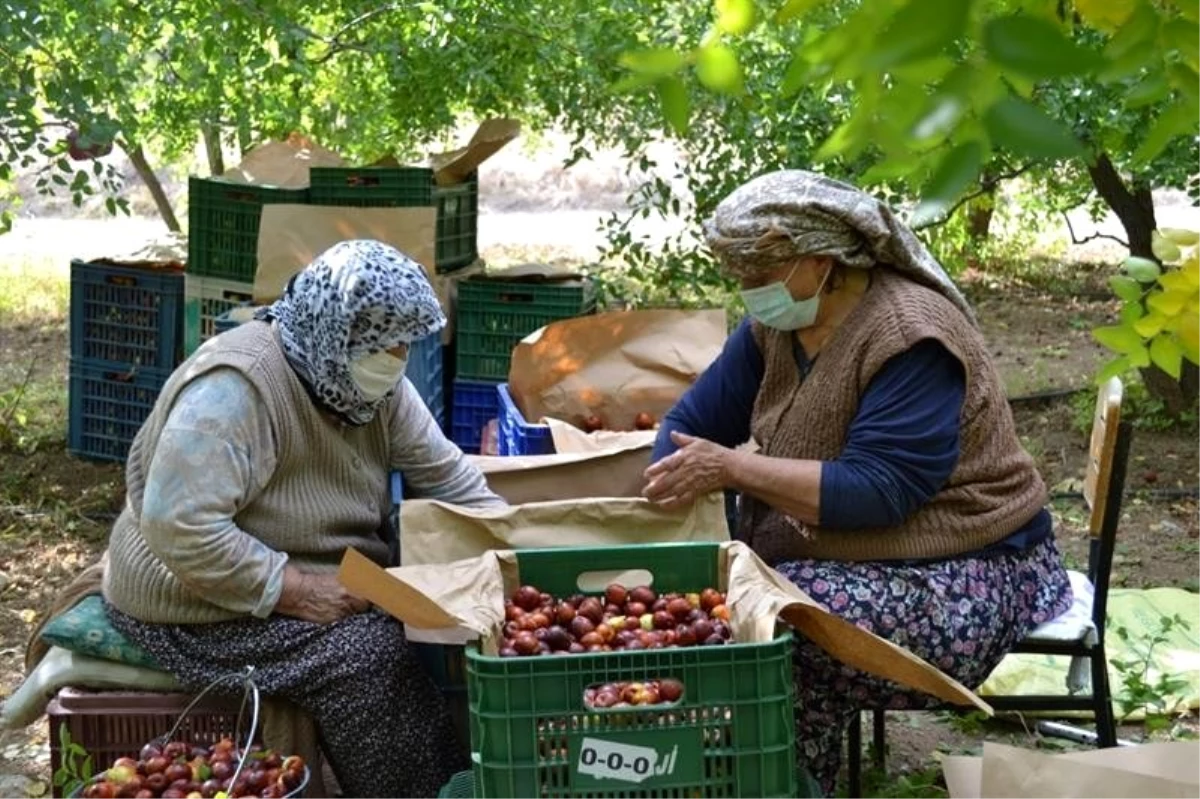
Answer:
[339, 539, 989, 710]
[252, 205, 436, 303]
[398, 493, 728, 567]
[467, 446, 652, 504]
[544, 417, 658, 453]
[508, 309, 726, 430]
[429, 118, 522, 186]
[222, 134, 346, 188]
[944, 741, 1199, 798]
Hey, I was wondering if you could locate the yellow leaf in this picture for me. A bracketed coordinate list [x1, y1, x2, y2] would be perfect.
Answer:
[715, 0, 756, 36]
[694, 44, 745, 94]
[1152, 230, 1183, 262]
[1147, 288, 1189, 316]
[1178, 314, 1200, 362]
[1160, 227, 1200, 246]
[1129, 345, 1151, 367]
[1150, 334, 1184, 378]
[1076, 0, 1136, 31]
[1134, 312, 1169, 338]
[1157, 270, 1196, 293]
[18, 609, 36, 624]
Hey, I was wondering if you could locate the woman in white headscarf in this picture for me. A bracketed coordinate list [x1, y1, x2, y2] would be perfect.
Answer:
[103, 240, 502, 797]
[643, 171, 1072, 794]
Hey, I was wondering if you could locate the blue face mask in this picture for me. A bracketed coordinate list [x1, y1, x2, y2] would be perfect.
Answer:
[740, 263, 832, 330]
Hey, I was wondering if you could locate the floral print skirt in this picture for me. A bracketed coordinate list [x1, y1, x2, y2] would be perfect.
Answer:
[775, 536, 1073, 795]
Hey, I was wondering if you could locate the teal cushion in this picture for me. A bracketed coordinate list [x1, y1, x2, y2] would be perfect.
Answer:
[39, 595, 159, 669]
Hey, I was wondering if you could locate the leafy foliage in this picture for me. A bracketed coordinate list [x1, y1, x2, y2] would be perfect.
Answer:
[1111, 613, 1193, 733]
[53, 723, 94, 798]
[1094, 227, 1200, 382]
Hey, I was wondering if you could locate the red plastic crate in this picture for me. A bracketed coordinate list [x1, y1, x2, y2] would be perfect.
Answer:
[47, 687, 258, 798]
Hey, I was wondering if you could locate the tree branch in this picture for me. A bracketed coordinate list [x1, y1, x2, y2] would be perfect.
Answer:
[1062, 211, 1129, 248]
[914, 163, 1035, 230]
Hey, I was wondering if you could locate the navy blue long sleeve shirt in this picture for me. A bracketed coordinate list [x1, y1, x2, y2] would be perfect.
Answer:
[652, 318, 1050, 555]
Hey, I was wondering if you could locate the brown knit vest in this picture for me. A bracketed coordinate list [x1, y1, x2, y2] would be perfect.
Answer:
[739, 269, 1046, 563]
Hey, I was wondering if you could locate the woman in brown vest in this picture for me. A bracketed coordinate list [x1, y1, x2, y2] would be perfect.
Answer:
[643, 171, 1073, 793]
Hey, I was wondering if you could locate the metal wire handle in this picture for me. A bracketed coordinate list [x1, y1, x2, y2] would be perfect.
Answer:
[154, 662, 309, 791]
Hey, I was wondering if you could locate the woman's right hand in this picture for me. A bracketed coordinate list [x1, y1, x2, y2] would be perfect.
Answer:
[276, 565, 370, 624]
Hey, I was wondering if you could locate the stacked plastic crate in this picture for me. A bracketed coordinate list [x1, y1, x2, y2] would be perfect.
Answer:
[183, 177, 307, 356]
[450, 277, 597, 454]
[307, 165, 481, 427]
[66, 260, 184, 462]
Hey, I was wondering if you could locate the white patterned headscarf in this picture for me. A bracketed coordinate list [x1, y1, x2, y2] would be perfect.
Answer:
[255, 239, 446, 425]
[703, 170, 975, 324]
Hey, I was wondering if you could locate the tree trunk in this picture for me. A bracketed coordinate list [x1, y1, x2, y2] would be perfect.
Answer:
[967, 172, 996, 241]
[201, 123, 225, 176]
[123, 142, 181, 232]
[1086, 151, 1156, 259]
[1087, 151, 1197, 415]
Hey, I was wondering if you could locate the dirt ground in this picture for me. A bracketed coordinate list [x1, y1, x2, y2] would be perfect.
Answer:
[0, 228, 1197, 796]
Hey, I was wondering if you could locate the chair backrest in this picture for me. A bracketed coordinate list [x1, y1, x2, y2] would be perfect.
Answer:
[1083, 377, 1124, 537]
[1080, 377, 1133, 632]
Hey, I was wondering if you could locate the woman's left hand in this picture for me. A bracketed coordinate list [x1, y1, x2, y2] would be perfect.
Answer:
[642, 431, 732, 510]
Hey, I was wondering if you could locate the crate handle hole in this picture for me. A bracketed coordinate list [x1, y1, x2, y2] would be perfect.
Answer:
[495, 291, 536, 304]
[104, 275, 139, 287]
[225, 190, 260, 202]
[576, 569, 653, 593]
[583, 678, 686, 710]
[348, 175, 381, 187]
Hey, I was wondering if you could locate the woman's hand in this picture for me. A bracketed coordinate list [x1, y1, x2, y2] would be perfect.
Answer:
[276, 566, 370, 624]
[642, 431, 733, 510]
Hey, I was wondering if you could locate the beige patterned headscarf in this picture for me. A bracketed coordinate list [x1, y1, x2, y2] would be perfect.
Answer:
[703, 170, 975, 324]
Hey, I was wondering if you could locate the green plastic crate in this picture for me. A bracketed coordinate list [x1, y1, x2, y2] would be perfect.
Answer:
[182, 275, 255, 357]
[308, 167, 479, 272]
[455, 278, 596, 380]
[187, 177, 308, 282]
[466, 543, 797, 798]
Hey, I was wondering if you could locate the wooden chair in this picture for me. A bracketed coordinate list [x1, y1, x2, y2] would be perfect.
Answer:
[845, 377, 1132, 796]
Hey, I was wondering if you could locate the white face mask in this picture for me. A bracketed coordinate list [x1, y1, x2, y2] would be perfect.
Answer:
[739, 262, 832, 331]
[349, 350, 408, 401]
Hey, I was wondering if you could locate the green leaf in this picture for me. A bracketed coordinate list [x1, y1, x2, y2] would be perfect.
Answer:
[1093, 324, 1146, 354]
[1133, 103, 1200, 165]
[715, 0, 756, 36]
[911, 141, 984, 227]
[911, 95, 965, 141]
[695, 44, 744, 94]
[1099, 355, 1132, 383]
[1150, 335, 1184, 378]
[656, 77, 690, 137]
[1168, 64, 1200, 108]
[983, 14, 1104, 79]
[1163, 17, 1200, 71]
[781, 48, 811, 97]
[983, 96, 1084, 159]
[1109, 275, 1145, 301]
[775, 0, 823, 24]
[865, 0, 971, 69]
[1120, 302, 1145, 325]
[1122, 256, 1162, 283]
[618, 48, 686, 78]
[1125, 71, 1170, 108]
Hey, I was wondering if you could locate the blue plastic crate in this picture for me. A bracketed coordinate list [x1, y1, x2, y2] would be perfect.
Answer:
[69, 261, 184, 370]
[496, 382, 554, 456]
[67, 359, 170, 463]
[449, 379, 500, 454]
[407, 333, 445, 428]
